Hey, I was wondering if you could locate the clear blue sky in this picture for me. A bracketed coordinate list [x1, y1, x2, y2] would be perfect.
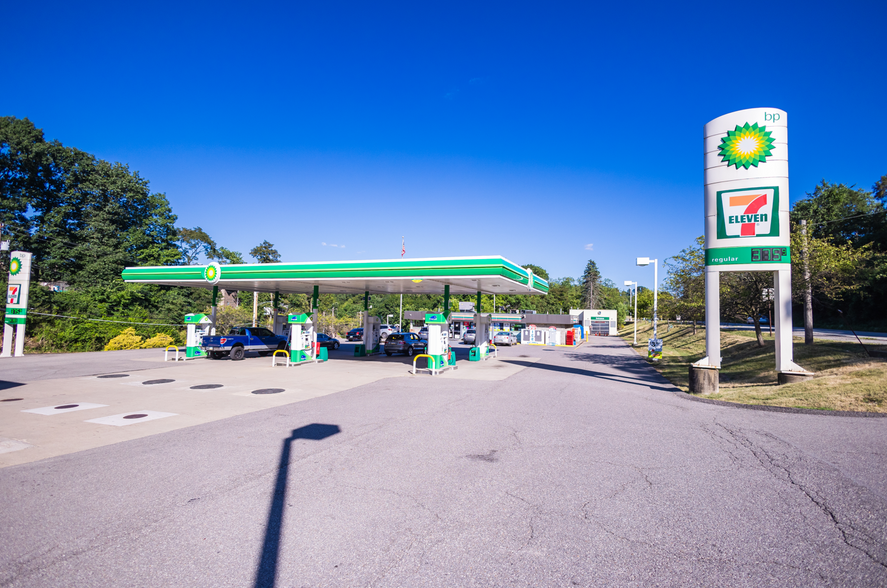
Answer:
[4, 0, 885, 293]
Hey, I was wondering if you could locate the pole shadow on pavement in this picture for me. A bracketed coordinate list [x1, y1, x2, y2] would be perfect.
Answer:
[254, 423, 341, 588]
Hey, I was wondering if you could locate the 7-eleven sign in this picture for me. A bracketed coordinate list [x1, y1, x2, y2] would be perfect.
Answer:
[7, 284, 20, 305]
[716, 186, 780, 239]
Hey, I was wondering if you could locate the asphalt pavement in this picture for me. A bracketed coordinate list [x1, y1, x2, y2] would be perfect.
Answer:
[1, 339, 885, 587]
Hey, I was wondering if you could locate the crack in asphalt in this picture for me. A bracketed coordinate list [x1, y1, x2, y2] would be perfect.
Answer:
[715, 422, 887, 572]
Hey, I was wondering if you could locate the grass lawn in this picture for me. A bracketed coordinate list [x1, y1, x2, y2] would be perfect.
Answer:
[619, 321, 887, 413]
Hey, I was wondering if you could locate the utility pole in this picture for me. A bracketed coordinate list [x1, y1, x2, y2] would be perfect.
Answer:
[801, 220, 813, 345]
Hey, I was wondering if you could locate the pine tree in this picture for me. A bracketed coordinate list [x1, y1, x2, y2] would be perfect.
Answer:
[581, 260, 601, 309]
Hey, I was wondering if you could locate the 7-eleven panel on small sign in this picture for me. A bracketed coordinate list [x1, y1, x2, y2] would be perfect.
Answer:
[716, 186, 779, 239]
[7, 285, 20, 305]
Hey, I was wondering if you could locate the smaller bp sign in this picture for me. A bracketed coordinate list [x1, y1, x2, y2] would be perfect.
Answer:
[704, 108, 789, 272]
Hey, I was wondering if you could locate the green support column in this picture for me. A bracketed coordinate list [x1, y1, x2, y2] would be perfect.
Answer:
[476, 291, 482, 314]
[444, 285, 450, 318]
[312, 285, 319, 312]
[210, 286, 219, 332]
[273, 291, 279, 310]
[364, 291, 369, 311]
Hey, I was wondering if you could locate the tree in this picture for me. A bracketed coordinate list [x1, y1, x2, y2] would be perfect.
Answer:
[792, 180, 885, 247]
[521, 264, 549, 282]
[216, 247, 244, 265]
[581, 259, 601, 309]
[791, 228, 874, 337]
[662, 236, 706, 333]
[177, 227, 218, 265]
[250, 240, 281, 263]
[721, 272, 772, 347]
[0, 117, 180, 287]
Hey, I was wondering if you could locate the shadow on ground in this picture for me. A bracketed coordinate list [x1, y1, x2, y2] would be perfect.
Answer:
[255, 423, 341, 588]
[501, 352, 679, 393]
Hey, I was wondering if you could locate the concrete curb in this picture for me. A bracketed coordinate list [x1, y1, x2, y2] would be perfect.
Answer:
[677, 389, 887, 418]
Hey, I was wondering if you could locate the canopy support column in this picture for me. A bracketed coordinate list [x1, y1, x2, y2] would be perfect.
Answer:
[210, 286, 219, 334]
[476, 291, 481, 315]
[444, 285, 450, 318]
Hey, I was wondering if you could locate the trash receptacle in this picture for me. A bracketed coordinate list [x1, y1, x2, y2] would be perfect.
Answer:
[469, 347, 480, 362]
[448, 351, 456, 366]
[319, 347, 328, 361]
[354, 344, 365, 357]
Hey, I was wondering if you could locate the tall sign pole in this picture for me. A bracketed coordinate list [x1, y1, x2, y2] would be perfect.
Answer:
[2, 251, 33, 357]
[690, 108, 811, 393]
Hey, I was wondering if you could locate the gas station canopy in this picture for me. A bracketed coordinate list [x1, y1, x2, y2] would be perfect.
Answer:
[121, 256, 549, 296]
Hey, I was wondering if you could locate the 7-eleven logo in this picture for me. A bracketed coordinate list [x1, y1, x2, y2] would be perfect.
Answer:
[7, 285, 20, 305]
[718, 187, 778, 239]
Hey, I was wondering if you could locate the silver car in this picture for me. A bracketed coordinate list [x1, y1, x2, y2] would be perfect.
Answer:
[462, 329, 476, 344]
[493, 331, 516, 346]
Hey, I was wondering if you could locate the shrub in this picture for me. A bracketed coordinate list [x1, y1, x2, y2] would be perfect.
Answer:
[104, 328, 144, 351]
[141, 333, 175, 349]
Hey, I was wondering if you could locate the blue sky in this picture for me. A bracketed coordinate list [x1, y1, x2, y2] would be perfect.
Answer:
[4, 0, 885, 292]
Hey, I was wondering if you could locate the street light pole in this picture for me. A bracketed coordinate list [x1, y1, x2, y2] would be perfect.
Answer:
[624, 280, 637, 345]
[636, 257, 659, 339]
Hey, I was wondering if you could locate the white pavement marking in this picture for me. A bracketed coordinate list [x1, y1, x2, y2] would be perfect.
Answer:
[22, 403, 108, 415]
[85, 411, 178, 427]
[0, 437, 32, 454]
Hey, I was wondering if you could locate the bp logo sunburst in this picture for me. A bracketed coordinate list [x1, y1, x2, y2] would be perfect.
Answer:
[9, 257, 22, 276]
[718, 123, 775, 169]
[204, 262, 221, 284]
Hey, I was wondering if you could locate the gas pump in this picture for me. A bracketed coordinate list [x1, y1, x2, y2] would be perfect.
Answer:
[424, 312, 455, 372]
[359, 315, 381, 356]
[469, 313, 493, 361]
[288, 313, 318, 364]
[272, 313, 289, 339]
[184, 313, 213, 359]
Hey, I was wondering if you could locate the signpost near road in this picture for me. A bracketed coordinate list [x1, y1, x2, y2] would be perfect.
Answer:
[2, 251, 32, 358]
[690, 108, 812, 394]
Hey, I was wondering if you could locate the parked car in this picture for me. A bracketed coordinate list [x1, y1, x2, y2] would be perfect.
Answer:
[384, 332, 427, 357]
[462, 328, 477, 344]
[418, 327, 429, 339]
[746, 316, 769, 324]
[316, 333, 341, 350]
[379, 324, 397, 339]
[493, 331, 517, 346]
[347, 328, 364, 341]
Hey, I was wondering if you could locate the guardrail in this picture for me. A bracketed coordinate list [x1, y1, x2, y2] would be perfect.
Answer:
[272, 349, 290, 367]
[164, 346, 181, 362]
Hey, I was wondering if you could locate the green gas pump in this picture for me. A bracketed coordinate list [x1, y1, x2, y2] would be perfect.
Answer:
[184, 313, 213, 359]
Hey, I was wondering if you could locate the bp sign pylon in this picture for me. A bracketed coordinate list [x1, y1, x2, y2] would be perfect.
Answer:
[691, 108, 812, 392]
[2, 251, 32, 358]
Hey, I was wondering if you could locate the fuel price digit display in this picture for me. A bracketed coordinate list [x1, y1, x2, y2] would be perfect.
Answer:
[751, 247, 788, 262]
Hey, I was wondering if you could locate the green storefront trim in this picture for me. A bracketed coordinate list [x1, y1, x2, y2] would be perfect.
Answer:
[705, 246, 791, 266]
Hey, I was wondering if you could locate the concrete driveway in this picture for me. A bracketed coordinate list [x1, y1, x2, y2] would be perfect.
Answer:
[0, 339, 885, 587]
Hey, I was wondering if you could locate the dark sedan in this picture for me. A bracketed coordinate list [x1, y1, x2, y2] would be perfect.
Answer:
[384, 333, 427, 357]
[346, 328, 363, 341]
[317, 333, 341, 350]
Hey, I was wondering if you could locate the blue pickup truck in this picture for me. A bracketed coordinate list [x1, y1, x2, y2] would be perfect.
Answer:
[201, 326, 288, 360]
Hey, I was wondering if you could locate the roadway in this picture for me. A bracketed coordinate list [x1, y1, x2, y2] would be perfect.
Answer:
[1, 339, 885, 587]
